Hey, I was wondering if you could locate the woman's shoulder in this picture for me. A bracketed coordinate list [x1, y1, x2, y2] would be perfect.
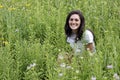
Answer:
[84, 29, 93, 36]
[82, 29, 94, 43]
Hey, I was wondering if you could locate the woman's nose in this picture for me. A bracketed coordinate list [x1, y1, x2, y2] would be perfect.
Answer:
[72, 20, 76, 23]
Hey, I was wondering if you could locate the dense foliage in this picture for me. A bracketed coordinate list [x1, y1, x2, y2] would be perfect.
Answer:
[0, 0, 120, 80]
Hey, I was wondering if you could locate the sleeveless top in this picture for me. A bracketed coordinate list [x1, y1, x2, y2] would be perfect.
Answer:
[67, 30, 96, 55]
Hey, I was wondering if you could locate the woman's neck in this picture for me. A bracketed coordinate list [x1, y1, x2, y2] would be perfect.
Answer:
[72, 29, 78, 34]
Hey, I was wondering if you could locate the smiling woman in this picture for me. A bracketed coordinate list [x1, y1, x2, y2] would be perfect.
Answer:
[64, 10, 96, 55]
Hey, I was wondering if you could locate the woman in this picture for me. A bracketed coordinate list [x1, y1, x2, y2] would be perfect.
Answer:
[64, 10, 96, 55]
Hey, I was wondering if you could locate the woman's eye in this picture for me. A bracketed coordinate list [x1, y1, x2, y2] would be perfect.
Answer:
[70, 19, 73, 21]
[75, 19, 79, 21]
[70, 18, 79, 22]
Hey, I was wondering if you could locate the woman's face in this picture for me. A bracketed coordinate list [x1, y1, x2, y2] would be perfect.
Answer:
[69, 14, 81, 32]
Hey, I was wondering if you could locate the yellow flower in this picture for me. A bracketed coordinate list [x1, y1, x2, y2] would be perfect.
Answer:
[25, 3, 30, 7]
[0, 5, 3, 8]
[8, 7, 16, 11]
[3, 41, 9, 45]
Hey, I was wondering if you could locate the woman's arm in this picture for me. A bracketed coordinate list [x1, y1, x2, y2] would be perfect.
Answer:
[84, 30, 95, 52]
[86, 43, 94, 52]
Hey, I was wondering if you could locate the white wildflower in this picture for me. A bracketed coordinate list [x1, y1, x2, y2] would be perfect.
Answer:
[58, 54, 64, 60]
[80, 57, 84, 59]
[58, 49, 61, 52]
[113, 73, 120, 80]
[89, 52, 94, 56]
[66, 65, 72, 69]
[32, 63, 36, 67]
[73, 76, 77, 79]
[107, 64, 113, 69]
[6, 0, 11, 2]
[91, 76, 96, 80]
[27, 63, 36, 70]
[87, 48, 90, 51]
[75, 70, 79, 73]
[27, 66, 31, 70]
[15, 29, 19, 32]
[58, 73, 63, 77]
[60, 63, 66, 68]
[103, 76, 107, 79]
[71, 67, 74, 70]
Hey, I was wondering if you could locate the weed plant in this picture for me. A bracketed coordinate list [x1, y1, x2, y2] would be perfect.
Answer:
[0, 0, 120, 80]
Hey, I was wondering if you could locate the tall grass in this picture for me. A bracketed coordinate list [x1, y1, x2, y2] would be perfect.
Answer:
[0, 0, 120, 80]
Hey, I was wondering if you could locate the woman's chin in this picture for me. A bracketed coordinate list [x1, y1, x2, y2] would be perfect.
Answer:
[71, 28, 78, 30]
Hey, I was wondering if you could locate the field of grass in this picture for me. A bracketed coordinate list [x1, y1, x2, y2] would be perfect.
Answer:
[0, 0, 120, 80]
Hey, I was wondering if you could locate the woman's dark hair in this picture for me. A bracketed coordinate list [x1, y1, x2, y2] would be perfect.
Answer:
[64, 10, 85, 41]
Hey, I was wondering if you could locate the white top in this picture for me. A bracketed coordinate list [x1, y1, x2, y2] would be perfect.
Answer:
[67, 30, 96, 55]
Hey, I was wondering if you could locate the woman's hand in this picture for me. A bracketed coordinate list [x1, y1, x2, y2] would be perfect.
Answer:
[86, 43, 94, 52]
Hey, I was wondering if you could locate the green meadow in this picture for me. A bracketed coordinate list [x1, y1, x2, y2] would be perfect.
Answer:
[0, 0, 120, 80]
